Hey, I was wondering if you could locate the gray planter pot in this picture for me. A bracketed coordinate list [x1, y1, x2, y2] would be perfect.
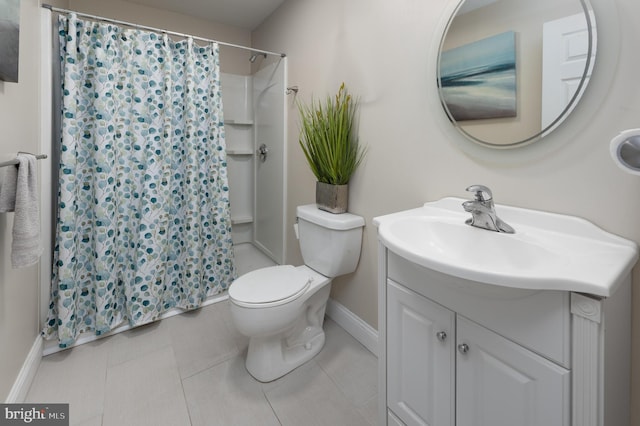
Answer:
[316, 182, 348, 214]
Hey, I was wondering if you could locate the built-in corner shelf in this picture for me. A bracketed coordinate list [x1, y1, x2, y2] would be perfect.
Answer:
[224, 119, 254, 126]
[227, 149, 254, 156]
[231, 216, 253, 225]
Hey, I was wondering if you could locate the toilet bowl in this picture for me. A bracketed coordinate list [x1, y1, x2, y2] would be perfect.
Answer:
[229, 265, 331, 382]
[228, 205, 365, 382]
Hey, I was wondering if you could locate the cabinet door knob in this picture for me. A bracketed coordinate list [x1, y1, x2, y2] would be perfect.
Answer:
[436, 331, 447, 342]
[458, 343, 470, 354]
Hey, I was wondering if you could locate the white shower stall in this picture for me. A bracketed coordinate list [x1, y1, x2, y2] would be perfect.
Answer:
[221, 58, 287, 265]
[37, 8, 288, 354]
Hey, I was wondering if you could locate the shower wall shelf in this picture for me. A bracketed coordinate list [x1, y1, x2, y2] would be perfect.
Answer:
[227, 149, 254, 156]
[231, 216, 254, 225]
[225, 119, 254, 125]
[222, 72, 256, 245]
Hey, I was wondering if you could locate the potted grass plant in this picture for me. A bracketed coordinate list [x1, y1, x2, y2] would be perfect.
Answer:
[298, 83, 367, 214]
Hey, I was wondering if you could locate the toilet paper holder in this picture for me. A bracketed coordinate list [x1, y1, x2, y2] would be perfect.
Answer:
[610, 129, 640, 175]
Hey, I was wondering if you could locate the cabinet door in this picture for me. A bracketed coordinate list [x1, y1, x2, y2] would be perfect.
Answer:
[456, 316, 570, 426]
[387, 281, 455, 426]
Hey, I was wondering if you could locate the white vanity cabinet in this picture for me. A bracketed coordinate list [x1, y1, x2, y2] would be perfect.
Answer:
[378, 249, 632, 426]
[455, 316, 568, 426]
[386, 279, 569, 426]
[387, 280, 455, 425]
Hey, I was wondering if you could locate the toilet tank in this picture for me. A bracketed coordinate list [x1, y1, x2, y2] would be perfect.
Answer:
[296, 204, 365, 277]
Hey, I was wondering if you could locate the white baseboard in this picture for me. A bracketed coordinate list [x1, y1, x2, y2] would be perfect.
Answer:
[326, 298, 378, 357]
[6, 336, 43, 403]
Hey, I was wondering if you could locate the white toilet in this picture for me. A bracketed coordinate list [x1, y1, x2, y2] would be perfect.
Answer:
[228, 204, 365, 382]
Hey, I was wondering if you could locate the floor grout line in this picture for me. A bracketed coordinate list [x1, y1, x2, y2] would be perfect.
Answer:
[262, 387, 284, 426]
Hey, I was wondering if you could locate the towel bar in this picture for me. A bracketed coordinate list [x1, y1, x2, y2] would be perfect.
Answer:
[0, 153, 48, 168]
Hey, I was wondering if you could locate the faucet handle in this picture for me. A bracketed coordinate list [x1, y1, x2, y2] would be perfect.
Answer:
[466, 185, 493, 201]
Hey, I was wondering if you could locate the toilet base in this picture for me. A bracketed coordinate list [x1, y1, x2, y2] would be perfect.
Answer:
[244, 283, 331, 382]
[245, 326, 326, 382]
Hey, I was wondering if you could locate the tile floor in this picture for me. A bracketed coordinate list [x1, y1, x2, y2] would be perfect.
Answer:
[26, 244, 378, 426]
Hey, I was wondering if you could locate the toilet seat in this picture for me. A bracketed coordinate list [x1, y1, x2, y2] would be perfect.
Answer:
[229, 265, 312, 308]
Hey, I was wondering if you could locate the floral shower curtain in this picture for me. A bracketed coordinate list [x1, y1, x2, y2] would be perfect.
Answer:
[43, 14, 236, 347]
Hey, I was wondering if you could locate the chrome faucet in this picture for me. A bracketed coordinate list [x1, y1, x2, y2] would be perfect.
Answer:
[462, 185, 515, 233]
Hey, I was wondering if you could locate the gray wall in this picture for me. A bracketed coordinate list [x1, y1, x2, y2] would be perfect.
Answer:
[252, 0, 640, 422]
[0, 0, 43, 401]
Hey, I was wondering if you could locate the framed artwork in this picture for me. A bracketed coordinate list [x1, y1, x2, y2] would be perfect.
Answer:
[0, 0, 20, 83]
[440, 31, 516, 121]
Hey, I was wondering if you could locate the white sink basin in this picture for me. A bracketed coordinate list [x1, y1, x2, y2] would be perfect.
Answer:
[373, 197, 638, 297]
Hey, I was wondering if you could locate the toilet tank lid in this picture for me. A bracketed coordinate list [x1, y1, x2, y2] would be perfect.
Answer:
[229, 265, 311, 305]
[296, 204, 365, 230]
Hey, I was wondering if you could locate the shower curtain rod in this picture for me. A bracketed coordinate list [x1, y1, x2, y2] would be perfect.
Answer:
[41, 4, 286, 58]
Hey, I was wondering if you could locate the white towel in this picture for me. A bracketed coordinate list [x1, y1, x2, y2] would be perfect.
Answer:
[10, 153, 42, 268]
[0, 161, 18, 212]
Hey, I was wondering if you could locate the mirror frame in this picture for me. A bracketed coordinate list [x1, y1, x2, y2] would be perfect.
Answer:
[437, 0, 597, 149]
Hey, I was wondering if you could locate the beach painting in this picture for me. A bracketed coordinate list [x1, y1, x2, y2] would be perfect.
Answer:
[440, 31, 516, 121]
[0, 0, 20, 82]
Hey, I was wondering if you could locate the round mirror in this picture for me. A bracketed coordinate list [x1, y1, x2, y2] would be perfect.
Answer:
[438, 0, 597, 148]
